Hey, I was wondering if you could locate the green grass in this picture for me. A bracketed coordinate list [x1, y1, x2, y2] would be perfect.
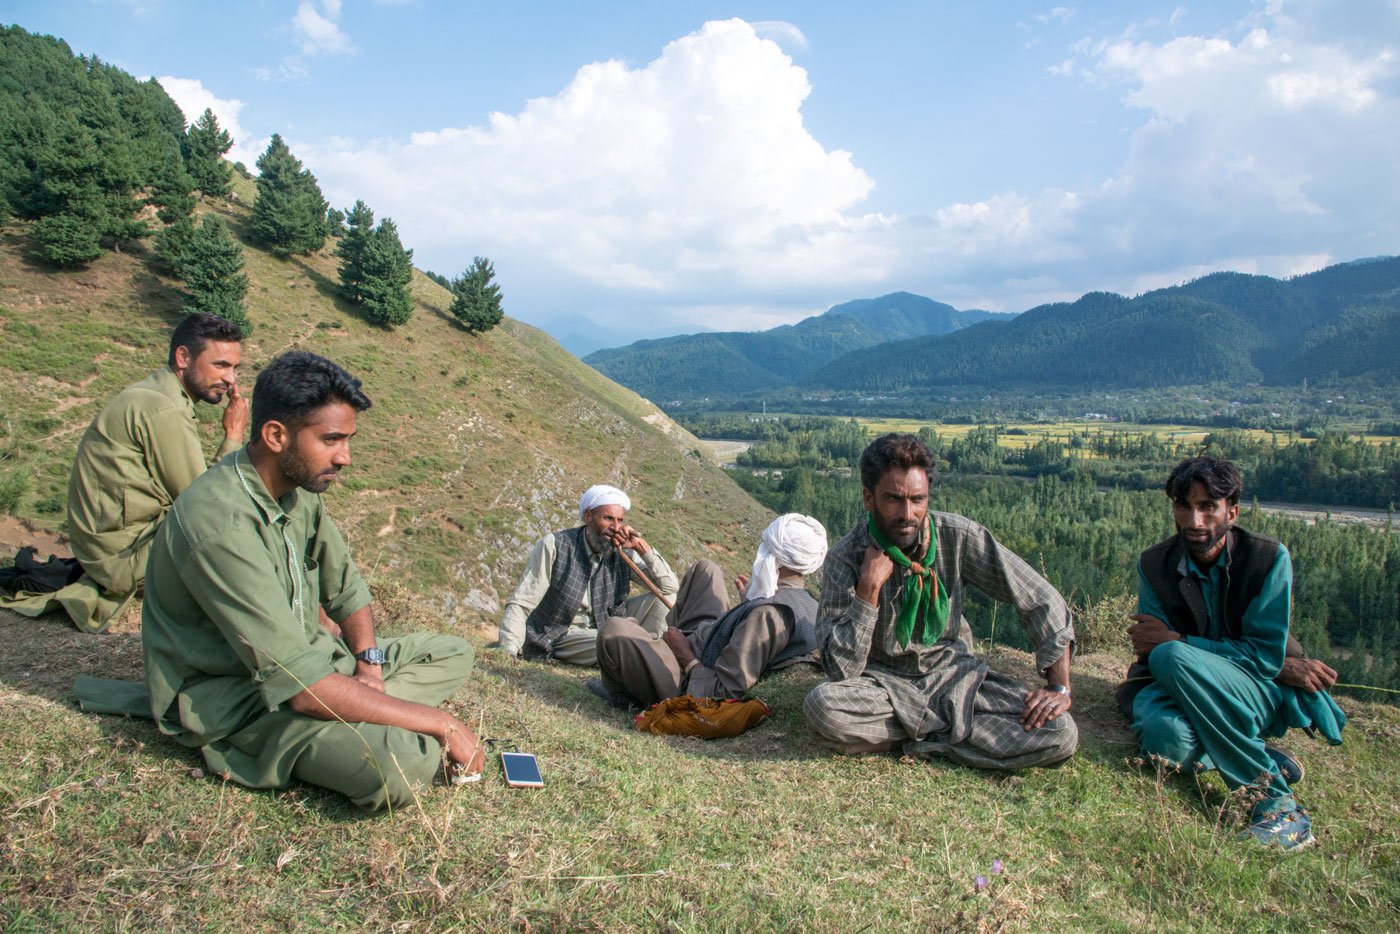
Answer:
[2, 601, 1396, 931]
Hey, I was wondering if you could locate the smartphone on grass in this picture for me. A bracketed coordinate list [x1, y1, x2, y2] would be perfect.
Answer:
[500, 752, 544, 788]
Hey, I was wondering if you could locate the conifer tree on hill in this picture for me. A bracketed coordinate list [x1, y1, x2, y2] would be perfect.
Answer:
[359, 218, 415, 327]
[174, 214, 249, 331]
[335, 200, 375, 303]
[248, 133, 328, 257]
[450, 256, 505, 333]
[183, 107, 233, 198]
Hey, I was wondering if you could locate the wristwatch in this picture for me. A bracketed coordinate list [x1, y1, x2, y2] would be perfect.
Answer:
[355, 646, 387, 666]
[1046, 683, 1071, 697]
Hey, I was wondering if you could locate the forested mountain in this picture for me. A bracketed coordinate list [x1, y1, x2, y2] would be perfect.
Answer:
[583, 292, 1002, 399]
[809, 259, 1400, 392]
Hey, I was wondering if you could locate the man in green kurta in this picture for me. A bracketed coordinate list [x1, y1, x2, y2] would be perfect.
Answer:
[1122, 456, 1346, 851]
[141, 350, 483, 811]
[4, 314, 248, 631]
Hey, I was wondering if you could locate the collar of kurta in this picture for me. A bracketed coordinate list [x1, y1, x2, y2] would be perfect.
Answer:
[232, 449, 295, 525]
[154, 366, 197, 414]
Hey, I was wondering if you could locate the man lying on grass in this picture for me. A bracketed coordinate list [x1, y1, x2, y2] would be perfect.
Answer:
[141, 350, 484, 810]
[1121, 456, 1346, 851]
[805, 433, 1078, 769]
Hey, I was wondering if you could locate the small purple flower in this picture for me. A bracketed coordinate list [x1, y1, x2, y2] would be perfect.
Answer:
[990, 859, 1005, 876]
[974, 875, 989, 891]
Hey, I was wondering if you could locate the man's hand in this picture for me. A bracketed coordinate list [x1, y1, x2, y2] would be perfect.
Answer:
[1127, 613, 1181, 657]
[1020, 688, 1072, 731]
[855, 546, 895, 605]
[353, 662, 386, 693]
[439, 713, 485, 776]
[661, 626, 697, 671]
[609, 523, 651, 555]
[222, 382, 250, 440]
[317, 608, 342, 640]
[1277, 657, 1338, 693]
[734, 574, 750, 597]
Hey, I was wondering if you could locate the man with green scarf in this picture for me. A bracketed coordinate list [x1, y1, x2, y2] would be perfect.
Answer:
[804, 434, 1077, 769]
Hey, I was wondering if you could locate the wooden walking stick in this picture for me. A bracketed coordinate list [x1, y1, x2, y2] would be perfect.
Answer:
[617, 548, 675, 610]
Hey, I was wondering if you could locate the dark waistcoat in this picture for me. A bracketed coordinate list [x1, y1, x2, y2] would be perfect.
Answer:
[1117, 525, 1303, 718]
[700, 585, 819, 673]
[523, 526, 630, 660]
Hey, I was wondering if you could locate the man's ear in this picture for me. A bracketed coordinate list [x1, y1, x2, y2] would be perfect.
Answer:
[172, 344, 193, 372]
[862, 487, 875, 514]
[260, 419, 291, 454]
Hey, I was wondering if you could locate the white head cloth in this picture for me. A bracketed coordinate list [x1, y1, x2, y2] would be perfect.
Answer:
[578, 484, 631, 521]
[746, 513, 828, 600]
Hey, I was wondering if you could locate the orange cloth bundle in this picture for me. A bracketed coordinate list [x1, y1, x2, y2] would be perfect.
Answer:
[633, 695, 771, 739]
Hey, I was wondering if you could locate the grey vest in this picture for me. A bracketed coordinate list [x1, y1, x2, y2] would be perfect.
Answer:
[700, 585, 818, 673]
[523, 526, 630, 660]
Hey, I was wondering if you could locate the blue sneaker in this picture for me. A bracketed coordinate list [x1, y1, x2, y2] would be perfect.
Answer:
[1265, 744, 1304, 786]
[1239, 807, 1314, 852]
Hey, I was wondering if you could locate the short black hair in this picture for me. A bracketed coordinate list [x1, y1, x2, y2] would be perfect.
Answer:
[168, 313, 243, 367]
[859, 433, 935, 491]
[251, 350, 372, 438]
[1165, 456, 1243, 506]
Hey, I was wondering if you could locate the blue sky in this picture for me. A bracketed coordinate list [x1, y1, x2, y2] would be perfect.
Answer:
[7, 1, 1398, 353]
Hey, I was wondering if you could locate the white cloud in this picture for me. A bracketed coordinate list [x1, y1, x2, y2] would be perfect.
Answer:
[155, 76, 266, 167]
[751, 21, 809, 53]
[307, 18, 881, 317]
[292, 0, 355, 56]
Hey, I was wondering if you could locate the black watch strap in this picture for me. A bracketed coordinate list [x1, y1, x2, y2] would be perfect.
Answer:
[355, 646, 387, 666]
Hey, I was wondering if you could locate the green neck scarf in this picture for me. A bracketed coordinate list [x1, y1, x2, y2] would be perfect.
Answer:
[866, 513, 950, 648]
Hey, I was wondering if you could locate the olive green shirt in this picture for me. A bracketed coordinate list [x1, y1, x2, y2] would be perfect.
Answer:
[142, 448, 372, 749]
[67, 367, 239, 595]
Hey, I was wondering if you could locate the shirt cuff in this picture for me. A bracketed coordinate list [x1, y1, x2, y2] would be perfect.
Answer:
[255, 648, 338, 711]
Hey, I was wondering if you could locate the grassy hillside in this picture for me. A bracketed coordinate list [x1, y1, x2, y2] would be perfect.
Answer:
[0, 179, 773, 626]
[1, 194, 1398, 930]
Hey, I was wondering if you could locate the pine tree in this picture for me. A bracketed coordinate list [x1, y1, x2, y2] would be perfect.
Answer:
[358, 218, 414, 327]
[154, 213, 196, 268]
[248, 133, 328, 257]
[450, 256, 504, 333]
[32, 212, 102, 266]
[335, 200, 375, 303]
[175, 214, 249, 330]
[183, 108, 233, 198]
[326, 206, 346, 237]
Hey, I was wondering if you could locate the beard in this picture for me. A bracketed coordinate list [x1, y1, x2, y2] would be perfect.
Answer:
[1179, 525, 1228, 560]
[281, 441, 338, 494]
[875, 513, 924, 552]
[183, 371, 230, 405]
[584, 527, 614, 554]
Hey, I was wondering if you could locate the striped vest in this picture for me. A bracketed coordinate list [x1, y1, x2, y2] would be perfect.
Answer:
[522, 526, 630, 660]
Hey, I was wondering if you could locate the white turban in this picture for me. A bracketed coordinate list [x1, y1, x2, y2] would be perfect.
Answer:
[578, 484, 631, 520]
[746, 513, 828, 600]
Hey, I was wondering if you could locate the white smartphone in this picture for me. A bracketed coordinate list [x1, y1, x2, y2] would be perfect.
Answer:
[500, 752, 544, 788]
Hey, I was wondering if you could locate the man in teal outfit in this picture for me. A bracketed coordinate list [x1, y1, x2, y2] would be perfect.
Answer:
[1122, 456, 1345, 851]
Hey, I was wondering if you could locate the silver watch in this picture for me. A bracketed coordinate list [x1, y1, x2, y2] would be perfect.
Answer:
[1046, 683, 1071, 697]
[355, 646, 387, 666]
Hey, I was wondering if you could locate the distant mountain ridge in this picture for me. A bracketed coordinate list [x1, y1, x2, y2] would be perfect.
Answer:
[809, 259, 1400, 392]
[583, 292, 1005, 399]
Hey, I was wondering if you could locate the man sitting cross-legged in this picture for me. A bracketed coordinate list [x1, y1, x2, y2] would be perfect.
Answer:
[594, 514, 828, 708]
[803, 433, 1078, 770]
[1122, 456, 1346, 851]
[142, 350, 483, 811]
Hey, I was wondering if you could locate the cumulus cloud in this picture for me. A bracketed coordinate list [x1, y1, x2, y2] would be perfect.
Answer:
[307, 18, 882, 320]
[155, 76, 266, 167]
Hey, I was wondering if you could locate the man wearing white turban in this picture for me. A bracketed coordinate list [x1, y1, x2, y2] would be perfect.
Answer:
[593, 513, 828, 707]
[498, 484, 679, 666]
